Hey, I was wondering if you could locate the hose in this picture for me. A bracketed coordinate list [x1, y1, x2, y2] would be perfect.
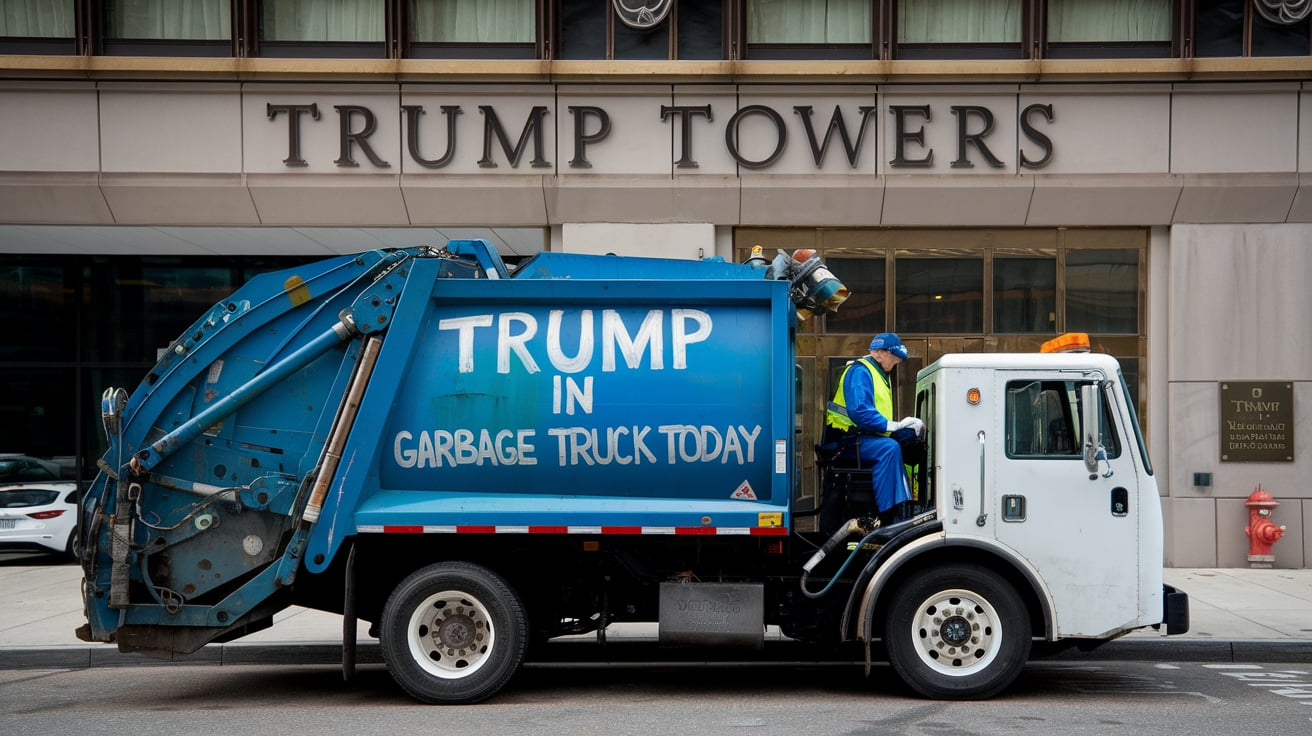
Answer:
[799, 517, 879, 599]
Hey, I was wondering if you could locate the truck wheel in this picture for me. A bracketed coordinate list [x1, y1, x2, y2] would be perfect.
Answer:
[883, 563, 1030, 700]
[380, 562, 527, 704]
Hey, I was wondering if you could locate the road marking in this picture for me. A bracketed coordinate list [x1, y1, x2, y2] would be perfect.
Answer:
[1206, 664, 1312, 722]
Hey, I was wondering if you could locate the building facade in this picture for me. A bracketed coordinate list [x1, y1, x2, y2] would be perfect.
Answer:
[1, 0, 1310, 568]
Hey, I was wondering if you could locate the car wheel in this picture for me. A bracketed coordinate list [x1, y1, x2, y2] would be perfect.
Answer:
[883, 563, 1030, 700]
[64, 529, 79, 562]
[380, 561, 527, 704]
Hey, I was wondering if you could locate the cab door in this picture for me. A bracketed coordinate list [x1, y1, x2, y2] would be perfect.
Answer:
[990, 374, 1140, 638]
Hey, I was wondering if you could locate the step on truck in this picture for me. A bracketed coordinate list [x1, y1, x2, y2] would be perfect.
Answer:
[77, 240, 1189, 704]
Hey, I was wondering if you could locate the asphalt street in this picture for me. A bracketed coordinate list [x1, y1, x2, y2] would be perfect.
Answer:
[2, 553, 1311, 669]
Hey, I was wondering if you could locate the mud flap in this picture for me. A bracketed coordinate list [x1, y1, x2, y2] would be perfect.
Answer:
[1163, 584, 1190, 635]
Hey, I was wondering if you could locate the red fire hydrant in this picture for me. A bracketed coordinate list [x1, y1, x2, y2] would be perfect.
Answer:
[1244, 485, 1286, 568]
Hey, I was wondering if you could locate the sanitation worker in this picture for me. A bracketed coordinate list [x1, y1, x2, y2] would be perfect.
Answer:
[820, 332, 924, 532]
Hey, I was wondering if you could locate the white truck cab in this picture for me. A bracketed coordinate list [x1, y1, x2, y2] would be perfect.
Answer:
[918, 351, 1165, 640]
[841, 342, 1187, 700]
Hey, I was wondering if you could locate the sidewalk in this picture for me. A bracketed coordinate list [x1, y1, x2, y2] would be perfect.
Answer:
[2, 557, 1311, 668]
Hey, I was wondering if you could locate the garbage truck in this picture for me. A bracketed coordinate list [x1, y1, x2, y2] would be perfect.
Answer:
[76, 240, 1189, 704]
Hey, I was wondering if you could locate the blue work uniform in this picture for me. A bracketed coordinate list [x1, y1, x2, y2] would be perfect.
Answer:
[827, 357, 911, 514]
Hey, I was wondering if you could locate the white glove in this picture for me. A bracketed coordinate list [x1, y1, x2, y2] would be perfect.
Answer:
[887, 417, 925, 436]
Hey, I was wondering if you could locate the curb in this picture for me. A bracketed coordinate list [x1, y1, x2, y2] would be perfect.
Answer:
[3, 638, 1312, 670]
[0, 643, 384, 670]
[1046, 638, 1312, 664]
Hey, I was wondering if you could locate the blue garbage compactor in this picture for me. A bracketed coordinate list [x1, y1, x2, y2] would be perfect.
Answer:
[77, 240, 852, 702]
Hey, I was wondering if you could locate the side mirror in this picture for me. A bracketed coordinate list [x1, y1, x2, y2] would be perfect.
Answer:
[1081, 383, 1113, 479]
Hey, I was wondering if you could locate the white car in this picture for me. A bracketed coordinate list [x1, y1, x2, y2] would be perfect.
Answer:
[0, 482, 79, 559]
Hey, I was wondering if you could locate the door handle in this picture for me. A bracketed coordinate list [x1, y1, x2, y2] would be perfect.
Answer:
[1110, 487, 1128, 517]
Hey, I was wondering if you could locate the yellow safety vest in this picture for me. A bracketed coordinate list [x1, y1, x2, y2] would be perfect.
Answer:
[825, 356, 893, 433]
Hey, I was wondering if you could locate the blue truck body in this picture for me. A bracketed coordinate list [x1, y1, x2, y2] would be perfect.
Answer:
[79, 242, 811, 683]
[331, 275, 792, 552]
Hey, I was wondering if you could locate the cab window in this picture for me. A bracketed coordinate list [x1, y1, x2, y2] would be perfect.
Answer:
[1005, 379, 1120, 460]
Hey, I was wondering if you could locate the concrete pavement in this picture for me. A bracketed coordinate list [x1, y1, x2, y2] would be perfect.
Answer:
[2, 553, 1311, 669]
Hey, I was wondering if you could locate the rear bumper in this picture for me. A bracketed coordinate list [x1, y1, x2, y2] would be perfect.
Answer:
[0, 537, 66, 554]
[1162, 584, 1190, 635]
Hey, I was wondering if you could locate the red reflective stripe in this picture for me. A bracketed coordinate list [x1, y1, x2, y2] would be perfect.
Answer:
[370, 524, 788, 536]
[675, 527, 716, 535]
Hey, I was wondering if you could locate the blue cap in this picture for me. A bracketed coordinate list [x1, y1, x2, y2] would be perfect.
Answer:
[869, 333, 908, 360]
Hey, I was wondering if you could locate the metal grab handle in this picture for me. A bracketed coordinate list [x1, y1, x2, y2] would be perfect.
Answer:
[976, 430, 988, 527]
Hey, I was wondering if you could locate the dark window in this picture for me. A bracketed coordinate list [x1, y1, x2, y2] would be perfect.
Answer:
[82, 258, 239, 363]
[895, 255, 983, 333]
[559, 0, 721, 60]
[558, 0, 606, 58]
[1065, 248, 1139, 334]
[823, 256, 887, 335]
[1197, 0, 1310, 57]
[0, 253, 317, 482]
[993, 257, 1056, 333]
[0, 369, 76, 465]
[736, 228, 1148, 460]
[614, 7, 670, 59]
[1, 258, 77, 362]
[1195, 0, 1244, 55]
[1252, 6, 1311, 56]
[677, 0, 723, 59]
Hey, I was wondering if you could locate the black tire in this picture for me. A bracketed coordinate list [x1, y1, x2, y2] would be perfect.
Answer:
[380, 562, 527, 704]
[883, 563, 1031, 700]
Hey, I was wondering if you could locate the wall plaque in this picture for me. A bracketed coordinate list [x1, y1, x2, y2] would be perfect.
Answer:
[1219, 381, 1294, 462]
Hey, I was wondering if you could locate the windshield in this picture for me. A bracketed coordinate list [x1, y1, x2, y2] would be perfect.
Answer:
[1118, 369, 1153, 476]
[0, 489, 61, 508]
[0, 458, 59, 482]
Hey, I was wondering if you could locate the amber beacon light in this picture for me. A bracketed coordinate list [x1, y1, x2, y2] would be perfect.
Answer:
[1040, 332, 1091, 354]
